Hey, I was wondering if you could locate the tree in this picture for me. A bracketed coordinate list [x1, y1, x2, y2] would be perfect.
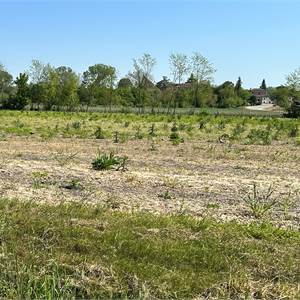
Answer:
[0, 64, 14, 105]
[169, 53, 189, 85]
[239, 89, 251, 104]
[260, 79, 267, 90]
[82, 64, 117, 111]
[169, 53, 189, 113]
[189, 52, 216, 108]
[27, 61, 57, 110]
[233, 77, 250, 104]
[269, 86, 292, 109]
[249, 95, 257, 106]
[215, 81, 243, 108]
[235, 77, 242, 94]
[55, 66, 80, 111]
[189, 52, 215, 83]
[286, 68, 300, 91]
[9, 73, 29, 110]
[28, 60, 49, 110]
[128, 53, 156, 112]
[29, 59, 48, 84]
[43, 66, 59, 110]
[195, 82, 216, 107]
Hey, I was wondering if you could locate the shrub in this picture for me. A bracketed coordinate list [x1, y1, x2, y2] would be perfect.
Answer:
[231, 123, 245, 140]
[134, 126, 143, 139]
[246, 128, 273, 145]
[94, 126, 105, 139]
[243, 183, 277, 219]
[148, 124, 156, 137]
[71, 121, 81, 129]
[169, 122, 183, 144]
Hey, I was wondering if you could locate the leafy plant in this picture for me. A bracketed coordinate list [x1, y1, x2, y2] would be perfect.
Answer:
[71, 121, 81, 130]
[148, 124, 156, 137]
[169, 123, 183, 144]
[94, 126, 105, 139]
[134, 126, 143, 139]
[92, 152, 128, 171]
[158, 190, 172, 200]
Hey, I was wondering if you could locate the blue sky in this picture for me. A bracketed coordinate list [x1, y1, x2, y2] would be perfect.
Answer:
[0, 0, 300, 88]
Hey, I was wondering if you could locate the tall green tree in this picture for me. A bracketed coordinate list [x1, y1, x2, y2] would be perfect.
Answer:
[128, 53, 156, 113]
[0, 64, 14, 105]
[55, 66, 80, 111]
[82, 64, 117, 111]
[286, 68, 300, 91]
[189, 52, 216, 107]
[260, 79, 267, 90]
[28, 60, 51, 110]
[269, 86, 292, 109]
[169, 53, 189, 113]
[13, 73, 29, 110]
[215, 81, 243, 108]
[234, 77, 242, 94]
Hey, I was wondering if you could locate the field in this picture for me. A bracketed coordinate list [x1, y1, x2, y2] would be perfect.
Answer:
[0, 110, 299, 298]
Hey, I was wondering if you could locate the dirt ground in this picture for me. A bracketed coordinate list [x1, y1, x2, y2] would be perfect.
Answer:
[0, 136, 299, 227]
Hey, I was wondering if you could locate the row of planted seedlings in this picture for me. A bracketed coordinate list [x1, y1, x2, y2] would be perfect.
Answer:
[0, 112, 299, 145]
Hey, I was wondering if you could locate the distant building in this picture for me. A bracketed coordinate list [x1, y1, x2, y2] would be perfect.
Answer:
[156, 75, 194, 91]
[251, 88, 273, 105]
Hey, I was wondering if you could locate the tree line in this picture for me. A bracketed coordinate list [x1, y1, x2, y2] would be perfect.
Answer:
[0, 53, 300, 115]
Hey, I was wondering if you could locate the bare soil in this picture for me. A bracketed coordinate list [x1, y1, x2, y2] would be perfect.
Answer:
[0, 136, 299, 227]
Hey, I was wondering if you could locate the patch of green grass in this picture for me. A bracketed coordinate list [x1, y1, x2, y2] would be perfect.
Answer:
[0, 198, 299, 299]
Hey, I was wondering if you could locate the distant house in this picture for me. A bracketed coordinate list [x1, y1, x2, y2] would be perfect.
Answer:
[251, 88, 273, 105]
[156, 76, 172, 90]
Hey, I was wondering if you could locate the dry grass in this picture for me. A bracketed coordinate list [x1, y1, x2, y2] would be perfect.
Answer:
[0, 135, 299, 226]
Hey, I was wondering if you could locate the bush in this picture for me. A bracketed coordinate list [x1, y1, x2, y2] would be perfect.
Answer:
[286, 100, 300, 118]
[94, 126, 105, 139]
[71, 121, 81, 129]
[246, 128, 273, 145]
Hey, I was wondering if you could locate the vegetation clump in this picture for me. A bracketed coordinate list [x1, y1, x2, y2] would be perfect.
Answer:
[94, 126, 105, 139]
[246, 128, 273, 145]
[92, 152, 127, 171]
[243, 183, 277, 219]
[169, 123, 184, 145]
